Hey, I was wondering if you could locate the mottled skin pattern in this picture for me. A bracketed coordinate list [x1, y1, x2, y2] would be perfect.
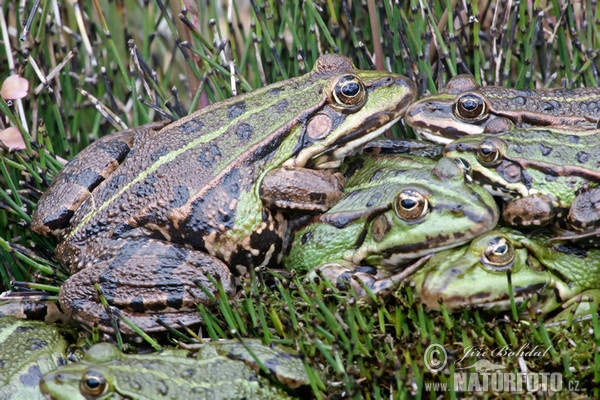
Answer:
[443, 128, 600, 238]
[31, 54, 416, 333]
[0, 317, 72, 400]
[40, 340, 307, 400]
[284, 155, 499, 295]
[405, 74, 600, 143]
[412, 228, 600, 320]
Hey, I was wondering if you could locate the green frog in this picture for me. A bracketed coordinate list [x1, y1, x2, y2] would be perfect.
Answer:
[0, 317, 74, 400]
[40, 339, 309, 400]
[443, 127, 600, 240]
[411, 228, 600, 320]
[283, 155, 499, 296]
[30, 54, 416, 334]
[404, 74, 600, 143]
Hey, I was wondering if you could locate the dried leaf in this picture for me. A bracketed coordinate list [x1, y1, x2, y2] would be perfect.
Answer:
[1, 75, 29, 100]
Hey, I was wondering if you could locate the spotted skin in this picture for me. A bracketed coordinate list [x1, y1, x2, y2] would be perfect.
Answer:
[31, 54, 417, 334]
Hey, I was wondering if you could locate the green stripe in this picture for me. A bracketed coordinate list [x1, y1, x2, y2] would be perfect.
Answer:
[69, 80, 323, 238]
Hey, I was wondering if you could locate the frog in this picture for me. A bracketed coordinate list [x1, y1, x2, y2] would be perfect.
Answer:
[29, 54, 417, 334]
[404, 74, 600, 144]
[443, 127, 600, 241]
[0, 316, 75, 400]
[40, 339, 310, 400]
[283, 154, 499, 296]
[411, 228, 600, 321]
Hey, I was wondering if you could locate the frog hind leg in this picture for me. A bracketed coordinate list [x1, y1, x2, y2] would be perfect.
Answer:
[59, 238, 234, 334]
[32, 130, 136, 236]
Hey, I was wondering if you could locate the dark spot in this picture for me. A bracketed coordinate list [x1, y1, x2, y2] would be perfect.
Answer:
[15, 325, 35, 333]
[74, 169, 103, 190]
[576, 151, 591, 163]
[343, 158, 365, 179]
[538, 143, 552, 156]
[301, 231, 313, 244]
[170, 185, 190, 208]
[513, 96, 526, 106]
[150, 147, 169, 162]
[133, 173, 158, 197]
[129, 296, 146, 313]
[235, 122, 254, 141]
[355, 265, 377, 275]
[97, 139, 131, 161]
[366, 191, 383, 207]
[369, 169, 385, 183]
[104, 174, 128, 194]
[112, 223, 134, 238]
[27, 339, 48, 351]
[227, 102, 247, 120]
[43, 210, 74, 231]
[197, 143, 222, 169]
[179, 119, 205, 133]
[555, 242, 588, 258]
[166, 294, 183, 309]
[542, 100, 560, 112]
[512, 145, 523, 154]
[276, 99, 289, 113]
[309, 192, 327, 204]
[566, 135, 580, 144]
[19, 365, 43, 387]
[267, 87, 283, 96]
[184, 169, 242, 243]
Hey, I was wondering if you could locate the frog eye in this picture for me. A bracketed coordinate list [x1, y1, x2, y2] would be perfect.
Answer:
[80, 370, 109, 398]
[394, 188, 429, 220]
[481, 236, 515, 272]
[477, 140, 501, 166]
[454, 93, 487, 120]
[332, 75, 367, 110]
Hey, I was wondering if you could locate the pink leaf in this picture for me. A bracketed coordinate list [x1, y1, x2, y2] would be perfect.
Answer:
[0, 127, 26, 151]
[1, 75, 29, 100]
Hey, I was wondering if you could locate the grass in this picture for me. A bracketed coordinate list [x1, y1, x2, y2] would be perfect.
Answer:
[1, 0, 599, 398]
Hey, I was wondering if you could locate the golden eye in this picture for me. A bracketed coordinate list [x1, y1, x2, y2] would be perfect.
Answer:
[477, 140, 501, 166]
[454, 93, 487, 120]
[394, 188, 429, 220]
[80, 370, 109, 398]
[481, 236, 515, 271]
[332, 75, 367, 109]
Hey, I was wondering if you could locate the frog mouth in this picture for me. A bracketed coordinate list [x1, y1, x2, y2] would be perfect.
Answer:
[308, 112, 403, 169]
[418, 280, 548, 311]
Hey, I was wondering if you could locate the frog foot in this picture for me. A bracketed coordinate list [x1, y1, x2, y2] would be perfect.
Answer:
[502, 194, 557, 227]
[545, 290, 600, 326]
[59, 238, 235, 335]
[309, 257, 429, 298]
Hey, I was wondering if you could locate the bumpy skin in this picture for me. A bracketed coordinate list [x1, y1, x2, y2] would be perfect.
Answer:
[443, 128, 600, 238]
[411, 228, 600, 320]
[0, 317, 72, 400]
[31, 54, 416, 334]
[40, 340, 308, 400]
[404, 74, 600, 143]
[284, 154, 499, 295]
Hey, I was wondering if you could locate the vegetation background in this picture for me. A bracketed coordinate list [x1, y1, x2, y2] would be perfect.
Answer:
[0, 0, 599, 398]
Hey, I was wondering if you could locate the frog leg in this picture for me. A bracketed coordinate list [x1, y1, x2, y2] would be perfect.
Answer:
[567, 187, 600, 233]
[311, 257, 429, 298]
[58, 237, 234, 335]
[501, 194, 558, 227]
[260, 167, 344, 212]
[32, 121, 169, 237]
[545, 289, 600, 324]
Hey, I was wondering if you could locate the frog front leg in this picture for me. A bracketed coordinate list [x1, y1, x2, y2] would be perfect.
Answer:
[567, 187, 600, 235]
[59, 237, 234, 335]
[310, 258, 428, 298]
[260, 168, 344, 213]
[545, 289, 600, 324]
[32, 121, 169, 237]
[501, 194, 558, 227]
